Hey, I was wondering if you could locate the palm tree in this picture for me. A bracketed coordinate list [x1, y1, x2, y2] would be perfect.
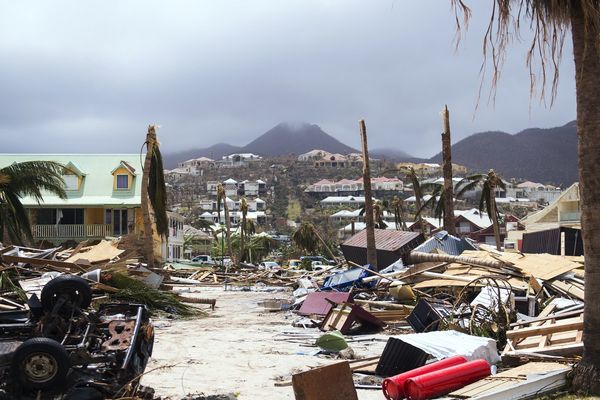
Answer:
[391, 196, 408, 230]
[456, 170, 506, 251]
[216, 183, 233, 260]
[141, 125, 169, 268]
[292, 222, 337, 260]
[449, 1, 600, 389]
[401, 167, 428, 237]
[0, 161, 66, 244]
[359, 200, 388, 229]
[418, 182, 446, 224]
[239, 197, 248, 263]
[359, 119, 377, 270]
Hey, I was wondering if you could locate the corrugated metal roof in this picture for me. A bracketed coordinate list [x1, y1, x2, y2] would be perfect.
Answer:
[413, 230, 476, 256]
[342, 229, 422, 252]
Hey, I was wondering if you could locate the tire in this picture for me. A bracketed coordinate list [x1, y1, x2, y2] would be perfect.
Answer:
[41, 275, 92, 313]
[11, 338, 70, 390]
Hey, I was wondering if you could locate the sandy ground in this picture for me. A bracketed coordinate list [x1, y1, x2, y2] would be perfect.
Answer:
[142, 286, 387, 400]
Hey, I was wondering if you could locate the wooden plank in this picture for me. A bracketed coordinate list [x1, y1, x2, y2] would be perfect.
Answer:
[549, 280, 585, 301]
[292, 362, 358, 400]
[506, 320, 583, 340]
[1, 254, 86, 272]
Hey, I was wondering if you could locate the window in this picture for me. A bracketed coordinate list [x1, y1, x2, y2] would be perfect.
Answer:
[116, 174, 129, 190]
[63, 174, 79, 190]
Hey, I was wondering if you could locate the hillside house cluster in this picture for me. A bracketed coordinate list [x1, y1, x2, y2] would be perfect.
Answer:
[206, 178, 268, 198]
[306, 177, 404, 198]
[297, 149, 365, 168]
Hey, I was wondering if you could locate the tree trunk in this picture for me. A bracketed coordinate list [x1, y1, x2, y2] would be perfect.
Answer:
[441, 105, 457, 235]
[240, 213, 246, 263]
[141, 126, 156, 268]
[222, 198, 233, 261]
[413, 176, 428, 238]
[570, 2, 600, 394]
[359, 119, 378, 270]
[490, 196, 501, 251]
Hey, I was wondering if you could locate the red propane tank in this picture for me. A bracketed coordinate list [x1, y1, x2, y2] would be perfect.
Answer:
[404, 359, 491, 400]
[382, 355, 468, 400]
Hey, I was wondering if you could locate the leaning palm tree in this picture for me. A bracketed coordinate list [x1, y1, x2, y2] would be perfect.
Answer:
[239, 197, 249, 263]
[447, 2, 600, 387]
[141, 125, 169, 268]
[0, 161, 66, 244]
[292, 222, 337, 260]
[418, 182, 446, 224]
[456, 170, 506, 251]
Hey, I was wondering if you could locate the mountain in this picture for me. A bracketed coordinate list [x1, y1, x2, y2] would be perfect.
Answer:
[242, 122, 357, 156]
[165, 143, 241, 169]
[370, 147, 423, 163]
[165, 122, 358, 168]
[429, 121, 578, 186]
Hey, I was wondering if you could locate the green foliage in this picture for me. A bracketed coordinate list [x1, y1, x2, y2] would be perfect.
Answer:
[292, 222, 319, 254]
[104, 272, 202, 317]
[0, 161, 67, 244]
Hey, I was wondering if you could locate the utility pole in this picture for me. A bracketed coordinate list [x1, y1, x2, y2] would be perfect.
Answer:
[441, 105, 457, 235]
[359, 119, 378, 270]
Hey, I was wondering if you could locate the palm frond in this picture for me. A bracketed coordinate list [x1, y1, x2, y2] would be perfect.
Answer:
[1, 161, 67, 203]
[148, 146, 168, 237]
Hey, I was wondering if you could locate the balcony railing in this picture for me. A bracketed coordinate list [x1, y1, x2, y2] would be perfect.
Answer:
[32, 224, 112, 239]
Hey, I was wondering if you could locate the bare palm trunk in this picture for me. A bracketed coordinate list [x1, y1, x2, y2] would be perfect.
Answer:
[359, 119, 378, 270]
[413, 181, 428, 237]
[141, 126, 156, 268]
[223, 199, 233, 261]
[441, 105, 457, 235]
[570, 2, 600, 393]
[240, 213, 246, 263]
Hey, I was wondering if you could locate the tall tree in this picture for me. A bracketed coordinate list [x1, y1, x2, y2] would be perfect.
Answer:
[141, 125, 169, 268]
[0, 161, 66, 245]
[402, 166, 428, 236]
[456, 170, 506, 250]
[450, 1, 600, 390]
[216, 183, 233, 261]
[359, 119, 378, 270]
[239, 197, 249, 263]
[441, 105, 457, 235]
[391, 196, 408, 231]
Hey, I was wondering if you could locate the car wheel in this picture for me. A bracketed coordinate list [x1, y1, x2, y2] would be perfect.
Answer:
[41, 275, 92, 313]
[12, 338, 70, 390]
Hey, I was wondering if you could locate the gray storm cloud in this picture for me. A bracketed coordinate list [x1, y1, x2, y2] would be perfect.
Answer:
[0, 0, 576, 158]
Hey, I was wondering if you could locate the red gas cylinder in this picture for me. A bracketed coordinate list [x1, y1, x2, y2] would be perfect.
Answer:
[381, 356, 468, 400]
[404, 359, 491, 400]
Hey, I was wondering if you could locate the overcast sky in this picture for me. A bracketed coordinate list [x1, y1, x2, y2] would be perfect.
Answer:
[0, 1, 576, 158]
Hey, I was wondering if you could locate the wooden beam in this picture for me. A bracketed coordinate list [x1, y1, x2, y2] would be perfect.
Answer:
[506, 320, 583, 340]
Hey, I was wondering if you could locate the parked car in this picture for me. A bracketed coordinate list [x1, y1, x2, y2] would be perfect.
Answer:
[286, 259, 302, 269]
[258, 261, 280, 270]
[190, 254, 216, 265]
[0, 275, 154, 399]
[301, 255, 336, 265]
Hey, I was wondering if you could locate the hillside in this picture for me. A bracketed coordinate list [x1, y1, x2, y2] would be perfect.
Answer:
[165, 122, 357, 168]
[429, 121, 578, 186]
[242, 122, 357, 156]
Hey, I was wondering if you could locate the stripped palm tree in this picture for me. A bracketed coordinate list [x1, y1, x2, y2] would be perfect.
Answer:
[0, 161, 66, 244]
[141, 125, 169, 268]
[216, 183, 233, 261]
[449, 1, 600, 389]
[360, 200, 388, 229]
[456, 170, 506, 251]
[239, 197, 249, 263]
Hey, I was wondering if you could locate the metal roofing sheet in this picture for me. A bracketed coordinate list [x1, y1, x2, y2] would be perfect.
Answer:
[342, 229, 422, 252]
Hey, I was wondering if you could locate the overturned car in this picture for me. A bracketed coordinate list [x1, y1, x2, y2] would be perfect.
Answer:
[0, 275, 154, 399]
